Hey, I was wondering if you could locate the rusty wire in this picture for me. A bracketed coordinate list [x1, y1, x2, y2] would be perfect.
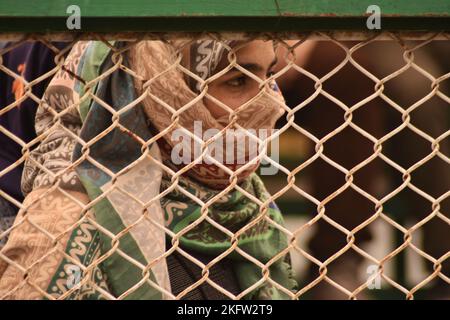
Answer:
[0, 31, 449, 300]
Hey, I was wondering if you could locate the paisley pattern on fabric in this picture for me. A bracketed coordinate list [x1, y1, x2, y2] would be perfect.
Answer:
[0, 40, 297, 300]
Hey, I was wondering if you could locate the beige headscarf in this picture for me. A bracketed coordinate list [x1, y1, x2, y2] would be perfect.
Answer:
[128, 40, 285, 188]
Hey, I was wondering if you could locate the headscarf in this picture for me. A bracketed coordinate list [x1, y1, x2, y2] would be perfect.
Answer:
[10, 40, 297, 300]
[129, 40, 285, 189]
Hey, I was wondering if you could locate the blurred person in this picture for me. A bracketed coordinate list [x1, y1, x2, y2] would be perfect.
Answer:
[0, 41, 68, 249]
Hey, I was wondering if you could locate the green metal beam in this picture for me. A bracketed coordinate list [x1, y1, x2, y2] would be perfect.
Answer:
[1, 0, 449, 17]
[0, 0, 448, 33]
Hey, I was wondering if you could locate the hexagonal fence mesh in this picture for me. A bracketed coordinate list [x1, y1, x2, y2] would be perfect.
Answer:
[0, 32, 449, 300]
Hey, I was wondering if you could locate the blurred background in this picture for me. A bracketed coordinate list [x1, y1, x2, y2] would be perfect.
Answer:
[260, 39, 450, 299]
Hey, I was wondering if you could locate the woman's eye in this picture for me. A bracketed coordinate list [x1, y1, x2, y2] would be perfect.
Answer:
[226, 76, 246, 87]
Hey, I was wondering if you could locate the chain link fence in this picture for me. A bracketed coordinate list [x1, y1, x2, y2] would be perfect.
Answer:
[0, 31, 449, 300]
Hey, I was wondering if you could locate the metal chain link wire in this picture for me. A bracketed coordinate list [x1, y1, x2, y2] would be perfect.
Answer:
[0, 31, 449, 300]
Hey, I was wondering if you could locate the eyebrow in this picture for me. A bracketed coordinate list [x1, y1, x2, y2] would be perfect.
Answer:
[228, 56, 278, 75]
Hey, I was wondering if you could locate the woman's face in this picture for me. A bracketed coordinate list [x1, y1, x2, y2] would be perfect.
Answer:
[203, 40, 278, 119]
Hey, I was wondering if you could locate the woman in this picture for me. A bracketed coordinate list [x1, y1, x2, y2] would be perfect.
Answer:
[0, 39, 297, 299]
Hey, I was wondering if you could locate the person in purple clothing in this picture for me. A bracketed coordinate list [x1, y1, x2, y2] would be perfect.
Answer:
[0, 41, 68, 247]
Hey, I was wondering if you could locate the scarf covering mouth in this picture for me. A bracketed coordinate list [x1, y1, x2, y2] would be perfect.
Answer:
[27, 40, 297, 299]
[130, 40, 286, 189]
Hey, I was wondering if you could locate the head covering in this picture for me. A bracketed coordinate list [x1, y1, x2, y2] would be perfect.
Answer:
[129, 40, 285, 189]
[183, 40, 236, 93]
[14, 40, 297, 300]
